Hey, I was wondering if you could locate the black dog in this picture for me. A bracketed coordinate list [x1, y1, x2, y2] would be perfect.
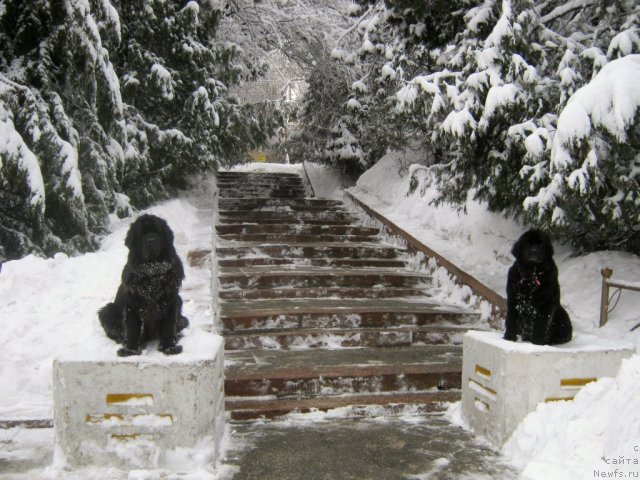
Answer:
[99, 214, 188, 356]
[504, 229, 572, 345]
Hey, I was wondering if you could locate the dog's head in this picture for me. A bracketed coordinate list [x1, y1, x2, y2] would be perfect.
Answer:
[511, 229, 554, 268]
[125, 214, 175, 263]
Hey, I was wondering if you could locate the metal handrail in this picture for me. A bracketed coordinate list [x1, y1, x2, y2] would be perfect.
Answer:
[301, 161, 316, 198]
[599, 267, 640, 327]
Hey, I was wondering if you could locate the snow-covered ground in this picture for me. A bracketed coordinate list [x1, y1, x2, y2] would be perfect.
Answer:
[1, 160, 640, 479]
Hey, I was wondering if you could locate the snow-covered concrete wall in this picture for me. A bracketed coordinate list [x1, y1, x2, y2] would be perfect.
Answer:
[462, 330, 633, 447]
[52, 345, 225, 471]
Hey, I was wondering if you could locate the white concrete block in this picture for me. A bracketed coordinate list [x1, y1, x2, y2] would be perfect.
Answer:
[53, 348, 225, 470]
[462, 330, 634, 447]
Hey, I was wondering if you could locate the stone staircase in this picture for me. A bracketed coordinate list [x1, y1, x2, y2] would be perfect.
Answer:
[217, 171, 481, 421]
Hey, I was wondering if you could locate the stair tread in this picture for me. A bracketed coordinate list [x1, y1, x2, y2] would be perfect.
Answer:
[226, 391, 460, 414]
[219, 286, 427, 300]
[225, 344, 462, 380]
[220, 298, 475, 317]
[218, 266, 428, 276]
[217, 240, 400, 248]
[224, 324, 477, 337]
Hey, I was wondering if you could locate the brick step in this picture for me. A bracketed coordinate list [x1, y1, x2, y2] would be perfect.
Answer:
[223, 324, 473, 350]
[218, 233, 377, 243]
[219, 190, 305, 199]
[219, 186, 304, 192]
[216, 224, 378, 236]
[216, 242, 402, 259]
[218, 182, 305, 191]
[217, 205, 348, 214]
[224, 345, 461, 398]
[219, 286, 428, 301]
[218, 257, 407, 268]
[218, 172, 302, 180]
[217, 179, 303, 187]
[218, 175, 303, 182]
[217, 211, 355, 223]
[220, 299, 477, 331]
[218, 198, 343, 210]
[221, 218, 355, 226]
[218, 267, 429, 289]
[226, 391, 461, 421]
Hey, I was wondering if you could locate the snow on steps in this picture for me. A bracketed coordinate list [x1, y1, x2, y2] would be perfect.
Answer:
[215, 170, 486, 420]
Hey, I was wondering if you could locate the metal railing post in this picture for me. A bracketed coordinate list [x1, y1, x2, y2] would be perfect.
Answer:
[599, 267, 613, 327]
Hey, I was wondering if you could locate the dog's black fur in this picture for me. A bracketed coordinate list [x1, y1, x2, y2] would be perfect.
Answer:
[504, 229, 572, 345]
[98, 214, 188, 356]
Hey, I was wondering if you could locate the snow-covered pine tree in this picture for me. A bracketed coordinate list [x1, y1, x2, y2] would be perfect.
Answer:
[1, 0, 125, 258]
[521, 1, 640, 253]
[302, 0, 640, 254]
[0, 0, 278, 262]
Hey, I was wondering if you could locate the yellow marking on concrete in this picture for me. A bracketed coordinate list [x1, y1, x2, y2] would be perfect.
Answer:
[560, 377, 597, 388]
[110, 433, 154, 442]
[106, 393, 153, 405]
[475, 364, 491, 378]
[86, 413, 124, 424]
[469, 378, 497, 397]
[474, 397, 490, 412]
[545, 396, 575, 403]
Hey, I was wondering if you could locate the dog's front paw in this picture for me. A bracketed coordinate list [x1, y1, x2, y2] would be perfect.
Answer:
[117, 347, 141, 357]
[503, 332, 517, 342]
[160, 344, 183, 355]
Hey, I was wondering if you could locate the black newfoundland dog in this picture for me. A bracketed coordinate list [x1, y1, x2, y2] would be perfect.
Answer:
[504, 229, 572, 345]
[98, 214, 188, 356]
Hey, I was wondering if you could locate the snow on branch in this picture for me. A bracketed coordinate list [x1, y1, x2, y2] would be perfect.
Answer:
[552, 54, 640, 169]
[0, 98, 46, 210]
[540, 0, 596, 25]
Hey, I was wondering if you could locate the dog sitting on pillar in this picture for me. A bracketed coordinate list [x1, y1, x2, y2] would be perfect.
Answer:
[504, 229, 572, 345]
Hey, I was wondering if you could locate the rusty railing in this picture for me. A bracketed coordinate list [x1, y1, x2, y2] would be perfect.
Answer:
[599, 267, 640, 327]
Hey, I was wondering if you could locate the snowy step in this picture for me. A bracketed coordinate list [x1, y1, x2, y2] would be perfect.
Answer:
[224, 345, 462, 418]
[226, 391, 460, 421]
[217, 172, 302, 180]
[219, 286, 429, 301]
[219, 189, 305, 199]
[220, 298, 477, 331]
[216, 205, 347, 214]
[217, 257, 407, 269]
[217, 210, 355, 223]
[218, 176, 303, 185]
[218, 233, 377, 243]
[218, 198, 343, 210]
[223, 324, 473, 350]
[216, 224, 377, 236]
[218, 266, 430, 289]
[217, 183, 305, 192]
[216, 242, 402, 259]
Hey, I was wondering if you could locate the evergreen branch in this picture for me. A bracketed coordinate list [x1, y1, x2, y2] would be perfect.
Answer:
[540, 0, 596, 25]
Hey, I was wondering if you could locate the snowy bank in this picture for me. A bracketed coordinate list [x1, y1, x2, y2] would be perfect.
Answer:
[349, 152, 640, 340]
[503, 355, 640, 480]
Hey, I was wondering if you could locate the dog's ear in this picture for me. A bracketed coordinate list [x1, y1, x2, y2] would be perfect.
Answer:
[154, 217, 174, 246]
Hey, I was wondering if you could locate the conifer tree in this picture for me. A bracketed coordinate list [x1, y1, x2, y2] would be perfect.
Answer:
[0, 0, 279, 262]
